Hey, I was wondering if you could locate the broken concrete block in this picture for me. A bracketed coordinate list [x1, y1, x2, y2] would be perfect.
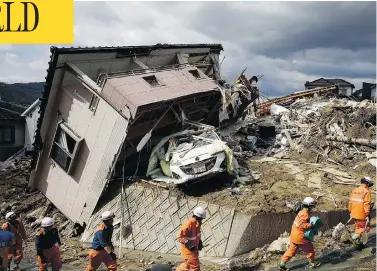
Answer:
[251, 171, 260, 181]
[267, 236, 290, 253]
[332, 222, 345, 240]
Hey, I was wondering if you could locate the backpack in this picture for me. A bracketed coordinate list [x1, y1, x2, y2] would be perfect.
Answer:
[293, 201, 304, 214]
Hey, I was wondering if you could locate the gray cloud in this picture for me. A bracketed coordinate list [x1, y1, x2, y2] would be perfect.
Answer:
[0, 1, 375, 97]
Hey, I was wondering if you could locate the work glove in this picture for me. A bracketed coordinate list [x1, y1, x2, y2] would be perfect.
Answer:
[198, 240, 203, 251]
[109, 251, 117, 261]
[185, 240, 196, 251]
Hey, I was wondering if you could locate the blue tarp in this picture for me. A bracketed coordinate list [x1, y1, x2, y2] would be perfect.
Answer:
[304, 216, 322, 241]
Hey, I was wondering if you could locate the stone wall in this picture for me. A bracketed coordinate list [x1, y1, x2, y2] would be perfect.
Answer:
[81, 183, 352, 258]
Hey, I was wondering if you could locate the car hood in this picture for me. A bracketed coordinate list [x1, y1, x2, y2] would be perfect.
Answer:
[170, 142, 227, 165]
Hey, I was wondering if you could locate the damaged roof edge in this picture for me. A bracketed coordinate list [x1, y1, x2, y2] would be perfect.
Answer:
[51, 43, 224, 55]
[30, 47, 59, 171]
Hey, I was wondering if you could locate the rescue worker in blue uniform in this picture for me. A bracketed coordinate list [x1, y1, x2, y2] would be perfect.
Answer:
[0, 229, 16, 271]
[86, 211, 117, 271]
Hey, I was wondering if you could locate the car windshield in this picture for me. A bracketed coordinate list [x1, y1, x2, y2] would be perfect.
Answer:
[171, 130, 219, 152]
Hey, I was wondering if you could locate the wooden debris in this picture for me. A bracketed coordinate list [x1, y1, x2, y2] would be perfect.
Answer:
[331, 175, 358, 185]
[317, 167, 353, 179]
[283, 129, 297, 150]
[253, 157, 278, 162]
[327, 158, 343, 166]
[329, 194, 338, 208]
[326, 136, 376, 147]
[140, 179, 168, 189]
[315, 153, 320, 163]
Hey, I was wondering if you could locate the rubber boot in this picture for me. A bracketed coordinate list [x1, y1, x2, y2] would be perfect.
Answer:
[351, 233, 363, 250]
[278, 261, 290, 271]
[14, 264, 20, 271]
[308, 261, 321, 269]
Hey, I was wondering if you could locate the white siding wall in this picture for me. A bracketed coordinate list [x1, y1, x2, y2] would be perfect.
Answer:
[30, 83, 129, 223]
[338, 86, 352, 96]
[24, 107, 40, 151]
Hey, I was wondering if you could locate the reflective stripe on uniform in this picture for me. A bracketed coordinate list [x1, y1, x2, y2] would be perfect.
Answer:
[350, 198, 364, 203]
[186, 233, 201, 241]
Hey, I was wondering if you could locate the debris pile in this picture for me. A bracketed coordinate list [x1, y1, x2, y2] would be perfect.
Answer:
[269, 98, 376, 169]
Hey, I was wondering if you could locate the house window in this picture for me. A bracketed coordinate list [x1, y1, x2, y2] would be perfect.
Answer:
[89, 95, 100, 112]
[50, 122, 82, 174]
[0, 126, 15, 144]
[142, 75, 161, 87]
[189, 69, 202, 79]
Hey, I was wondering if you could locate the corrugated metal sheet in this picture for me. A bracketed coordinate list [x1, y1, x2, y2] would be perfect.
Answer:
[79, 113, 129, 223]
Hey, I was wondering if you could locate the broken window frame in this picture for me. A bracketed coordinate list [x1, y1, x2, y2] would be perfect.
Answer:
[49, 121, 83, 175]
[142, 75, 163, 87]
[89, 94, 100, 113]
[0, 126, 15, 144]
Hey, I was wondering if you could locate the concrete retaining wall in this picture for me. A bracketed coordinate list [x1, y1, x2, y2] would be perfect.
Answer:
[81, 183, 351, 257]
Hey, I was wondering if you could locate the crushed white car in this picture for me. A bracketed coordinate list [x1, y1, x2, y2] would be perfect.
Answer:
[146, 121, 234, 185]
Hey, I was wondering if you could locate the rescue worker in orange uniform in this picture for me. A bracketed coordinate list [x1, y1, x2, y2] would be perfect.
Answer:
[279, 197, 321, 270]
[35, 217, 62, 271]
[0, 228, 16, 271]
[348, 176, 373, 247]
[176, 206, 206, 271]
[85, 211, 117, 271]
[2, 212, 27, 271]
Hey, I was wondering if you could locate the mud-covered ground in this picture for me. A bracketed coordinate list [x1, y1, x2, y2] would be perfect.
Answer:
[175, 157, 375, 216]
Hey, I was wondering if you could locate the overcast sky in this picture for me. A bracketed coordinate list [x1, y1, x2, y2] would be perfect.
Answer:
[0, 1, 375, 97]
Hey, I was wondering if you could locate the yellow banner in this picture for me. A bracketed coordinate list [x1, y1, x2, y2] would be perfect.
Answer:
[0, 0, 74, 44]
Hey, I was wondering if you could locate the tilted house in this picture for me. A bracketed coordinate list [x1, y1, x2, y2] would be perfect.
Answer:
[29, 44, 224, 225]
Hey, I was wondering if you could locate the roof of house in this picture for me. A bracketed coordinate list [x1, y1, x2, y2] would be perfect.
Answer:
[0, 100, 26, 120]
[21, 98, 41, 117]
[101, 66, 220, 117]
[51, 43, 224, 56]
[305, 78, 355, 88]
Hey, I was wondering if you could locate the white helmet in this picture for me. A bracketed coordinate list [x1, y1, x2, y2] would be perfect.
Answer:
[361, 176, 374, 187]
[302, 197, 317, 207]
[5, 212, 16, 220]
[101, 211, 115, 221]
[41, 217, 54, 227]
[193, 206, 206, 219]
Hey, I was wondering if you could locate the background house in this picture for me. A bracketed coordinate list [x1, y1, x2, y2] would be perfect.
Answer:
[21, 99, 41, 153]
[370, 84, 376, 102]
[0, 101, 26, 161]
[352, 82, 376, 101]
[305, 78, 355, 96]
